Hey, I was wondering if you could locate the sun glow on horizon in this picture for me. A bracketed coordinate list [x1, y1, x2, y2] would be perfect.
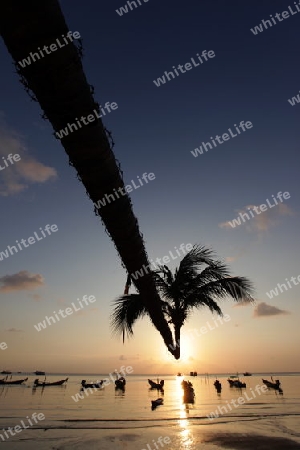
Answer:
[161, 335, 196, 367]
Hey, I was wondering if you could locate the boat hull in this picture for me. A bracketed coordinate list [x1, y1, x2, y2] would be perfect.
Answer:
[115, 379, 126, 390]
[228, 379, 246, 388]
[34, 378, 68, 387]
[81, 380, 103, 389]
[0, 378, 28, 385]
[151, 398, 163, 409]
[148, 379, 164, 390]
[262, 378, 281, 390]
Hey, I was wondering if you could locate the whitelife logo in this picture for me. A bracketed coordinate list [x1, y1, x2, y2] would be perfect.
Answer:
[223, 191, 291, 228]
[54, 102, 118, 139]
[94, 172, 155, 210]
[288, 90, 300, 105]
[130, 243, 193, 281]
[0, 153, 21, 171]
[141, 436, 171, 450]
[250, 2, 300, 35]
[71, 365, 133, 402]
[266, 274, 300, 299]
[0, 224, 58, 262]
[168, 315, 231, 353]
[116, 0, 150, 16]
[0, 342, 8, 351]
[191, 121, 253, 157]
[34, 295, 96, 332]
[0, 412, 45, 442]
[153, 50, 215, 87]
[207, 384, 268, 420]
[18, 31, 81, 68]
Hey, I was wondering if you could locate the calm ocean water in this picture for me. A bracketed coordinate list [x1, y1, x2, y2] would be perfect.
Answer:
[0, 373, 299, 429]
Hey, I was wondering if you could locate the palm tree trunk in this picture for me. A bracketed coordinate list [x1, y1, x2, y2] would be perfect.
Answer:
[0, 0, 177, 357]
[174, 324, 181, 360]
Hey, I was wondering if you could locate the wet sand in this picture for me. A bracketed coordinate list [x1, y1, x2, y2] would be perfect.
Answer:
[2, 416, 300, 449]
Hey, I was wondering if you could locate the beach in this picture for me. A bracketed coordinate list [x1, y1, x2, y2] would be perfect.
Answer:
[1, 416, 300, 449]
[0, 374, 299, 449]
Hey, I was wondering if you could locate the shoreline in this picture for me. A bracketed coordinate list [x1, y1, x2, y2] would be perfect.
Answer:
[0, 417, 300, 449]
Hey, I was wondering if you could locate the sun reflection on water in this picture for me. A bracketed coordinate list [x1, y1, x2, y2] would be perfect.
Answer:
[176, 376, 194, 449]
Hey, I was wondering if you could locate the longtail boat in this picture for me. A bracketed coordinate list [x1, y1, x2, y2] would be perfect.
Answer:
[262, 378, 281, 390]
[33, 378, 68, 387]
[227, 377, 246, 388]
[0, 377, 28, 385]
[115, 377, 126, 390]
[148, 379, 164, 390]
[151, 398, 163, 409]
[81, 380, 103, 389]
[214, 379, 222, 393]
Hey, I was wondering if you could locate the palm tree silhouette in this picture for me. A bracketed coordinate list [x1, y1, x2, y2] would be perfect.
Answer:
[0, 1, 175, 356]
[111, 245, 255, 359]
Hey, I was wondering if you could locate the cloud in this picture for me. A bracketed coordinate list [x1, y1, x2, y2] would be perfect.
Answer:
[226, 248, 247, 263]
[15, 160, 56, 183]
[5, 328, 24, 332]
[219, 201, 294, 234]
[28, 293, 43, 302]
[233, 300, 254, 308]
[0, 271, 44, 292]
[226, 256, 237, 262]
[253, 302, 290, 318]
[0, 123, 57, 196]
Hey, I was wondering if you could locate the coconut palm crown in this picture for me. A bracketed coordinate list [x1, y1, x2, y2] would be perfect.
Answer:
[111, 245, 255, 359]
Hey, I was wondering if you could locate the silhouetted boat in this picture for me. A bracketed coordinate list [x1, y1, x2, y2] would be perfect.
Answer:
[115, 377, 126, 390]
[148, 379, 164, 390]
[1, 370, 12, 374]
[0, 377, 28, 385]
[262, 378, 281, 390]
[214, 379, 222, 393]
[33, 378, 68, 387]
[228, 378, 246, 388]
[189, 371, 197, 376]
[151, 398, 163, 409]
[34, 371, 45, 375]
[243, 372, 252, 376]
[81, 380, 103, 389]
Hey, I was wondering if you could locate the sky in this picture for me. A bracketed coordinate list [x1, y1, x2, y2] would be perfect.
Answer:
[0, 0, 299, 375]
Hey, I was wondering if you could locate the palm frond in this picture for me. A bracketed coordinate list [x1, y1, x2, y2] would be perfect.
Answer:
[110, 294, 148, 342]
[192, 276, 255, 303]
[185, 294, 223, 316]
[152, 269, 174, 301]
[176, 245, 215, 279]
[180, 261, 231, 301]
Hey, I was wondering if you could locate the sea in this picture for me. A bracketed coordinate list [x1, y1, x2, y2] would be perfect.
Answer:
[0, 373, 300, 449]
